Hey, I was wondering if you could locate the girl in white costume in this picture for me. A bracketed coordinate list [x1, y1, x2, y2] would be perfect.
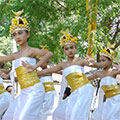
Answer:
[39, 59, 58, 120]
[40, 75, 58, 120]
[0, 77, 11, 120]
[35, 29, 108, 120]
[1, 10, 53, 120]
[88, 48, 120, 120]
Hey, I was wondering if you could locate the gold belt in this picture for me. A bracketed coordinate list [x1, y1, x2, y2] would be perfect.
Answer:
[43, 82, 55, 92]
[102, 85, 120, 98]
[66, 72, 90, 92]
[16, 66, 40, 89]
[0, 83, 6, 94]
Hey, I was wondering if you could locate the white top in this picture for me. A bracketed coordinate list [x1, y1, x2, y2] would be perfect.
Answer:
[0, 77, 3, 83]
[14, 57, 36, 69]
[59, 65, 85, 104]
[63, 65, 84, 78]
[100, 76, 117, 86]
[40, 76, 53, 83]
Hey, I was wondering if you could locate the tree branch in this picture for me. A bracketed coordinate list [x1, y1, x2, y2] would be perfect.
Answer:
[53, 0, 75, 11]
[54, 0, 68, 10]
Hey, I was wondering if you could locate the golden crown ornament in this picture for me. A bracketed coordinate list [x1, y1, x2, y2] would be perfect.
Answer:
[60, 29, 78, 47]
[100, 42, 115, 60]
[9, 10, 30, 34]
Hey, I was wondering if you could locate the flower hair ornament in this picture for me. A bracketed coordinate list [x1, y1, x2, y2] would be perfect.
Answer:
[100, 42, 115, 60]
[60, 29, 78, 47]
[9, 9, 30, 34]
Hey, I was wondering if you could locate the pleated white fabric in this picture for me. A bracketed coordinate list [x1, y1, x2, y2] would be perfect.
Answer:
[0, 78, 11, 120]
[40, 76, 58, 120]
[2, 57, 45, 120]
[53, 65, 93, 120]
[92, 76, 120, 120]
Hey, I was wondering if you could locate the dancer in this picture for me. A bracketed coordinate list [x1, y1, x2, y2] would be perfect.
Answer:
[1, 10, 53, 120]
[31, 29, 98, 120]
[39, 59, 58, 120]
[88, 48, 120, 120]
[0, 76, 11, 120]
[23, 29, 109, 120]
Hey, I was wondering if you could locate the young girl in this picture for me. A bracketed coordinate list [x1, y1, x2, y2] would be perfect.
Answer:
[88, 48, 120, 120]
[1, 10, 53, 120]
[0, 76, 11, 120]
[26, 29, 108, 120]
[38, 59, 58, 120]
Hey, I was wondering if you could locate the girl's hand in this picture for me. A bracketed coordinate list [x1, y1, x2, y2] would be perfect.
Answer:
[86, 55, 95, 66]
[0, 72, 9, 79]
[22, 61, 36, 72]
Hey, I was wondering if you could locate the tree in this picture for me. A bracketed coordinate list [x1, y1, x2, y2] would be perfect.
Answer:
[0, 0, 119, 63]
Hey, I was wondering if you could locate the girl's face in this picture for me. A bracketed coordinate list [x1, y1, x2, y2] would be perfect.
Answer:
[100, 55, 112, 66]
[12, 30, 30, 45]
[63, 44, 77, 58]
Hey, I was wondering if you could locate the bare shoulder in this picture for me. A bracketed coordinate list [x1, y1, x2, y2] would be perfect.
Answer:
[30, 47, 47, 55]
[75, 58, 85, 65]
[60, 61, 68, 69]
[58, 62, 64, 69]
[95, 71, 102, 76]
[6, 52, 15, 60]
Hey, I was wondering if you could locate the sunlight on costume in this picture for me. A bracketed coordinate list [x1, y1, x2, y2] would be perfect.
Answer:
[40, 75, 58, 120]
[53, 65, 93, 120]
[0, 77, 11, 120]
[91, 76, 120, 120]
[2, 57, 45, 120]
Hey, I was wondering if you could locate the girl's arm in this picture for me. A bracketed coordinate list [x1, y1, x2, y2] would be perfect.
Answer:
[0, 54, 15, 63]
[22, 48, 53, 72]
[32, 48, 53, 70]
[37, 63, 63, 77]
[0, 70, 10, 79]
[82, 56, 108, 69]
[0, 69, 11, 74]
[87, 72, 98, 81]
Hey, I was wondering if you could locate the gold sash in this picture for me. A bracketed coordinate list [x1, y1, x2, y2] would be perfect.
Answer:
[16, 66, 40, 89]
[66, 72, 90, 92]
[102, 85, 120, 98]
[0, 83, 6, 94]
[43, 82, 55, 92]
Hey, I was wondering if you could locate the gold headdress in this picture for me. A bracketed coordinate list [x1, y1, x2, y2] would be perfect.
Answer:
[100, 42, 115, 60]
[9, 10, 30, 34]
[60, 29, 78, 47]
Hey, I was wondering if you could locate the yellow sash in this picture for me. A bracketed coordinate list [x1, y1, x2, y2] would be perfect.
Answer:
[43, 82, 55, 92]
[102, 85, 120, 98]
[66, 72, 90, 92]
[16, 66, 40, 89]
[0, 83, 6, 94]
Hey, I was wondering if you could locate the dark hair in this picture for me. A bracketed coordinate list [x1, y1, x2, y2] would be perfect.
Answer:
[64, 87, 71, 96]
[25, 30, 30, 42]
[6, 85, 12, 91]
[104, 56, 111, 61]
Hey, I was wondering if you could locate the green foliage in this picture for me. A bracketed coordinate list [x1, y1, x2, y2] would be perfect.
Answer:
[0, 0, 120, 63]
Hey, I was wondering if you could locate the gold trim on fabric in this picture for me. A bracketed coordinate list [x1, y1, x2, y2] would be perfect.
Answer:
[0, 83, 6, 94]
[43, 82, 55, 92]
[102, 85, 120, 98]
[66, 72, 90, 92]
[16, 66, 40, 89]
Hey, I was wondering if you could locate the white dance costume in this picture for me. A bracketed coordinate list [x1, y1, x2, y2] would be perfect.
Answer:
[40, 75, 58, 120]
[53, 65, 93, 120]
[92, 76, 120, 120]
[2, 57, 45, 120]
[0, 78, 10, 120]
